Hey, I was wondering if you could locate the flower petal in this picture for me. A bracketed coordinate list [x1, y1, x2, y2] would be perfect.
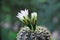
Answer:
[25, 9, 28, 15]
[16, 12, 24, 20]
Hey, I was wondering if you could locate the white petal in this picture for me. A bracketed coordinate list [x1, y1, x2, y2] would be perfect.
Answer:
[31, 12, 37, 20]
[25, 9, 28, 15]
[16, 13, 24, 20]
[21, 10, 25, 16]
[20, 9, 28, 16]
[21, 10, 25, 15]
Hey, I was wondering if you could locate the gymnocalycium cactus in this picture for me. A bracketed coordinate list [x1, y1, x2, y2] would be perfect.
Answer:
[16, 9, 51, 40]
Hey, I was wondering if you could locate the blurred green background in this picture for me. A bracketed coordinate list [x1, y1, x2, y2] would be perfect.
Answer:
[0, 0, 60, 40]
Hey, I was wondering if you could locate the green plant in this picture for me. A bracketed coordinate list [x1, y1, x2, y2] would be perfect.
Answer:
[16, 9, 51, 40]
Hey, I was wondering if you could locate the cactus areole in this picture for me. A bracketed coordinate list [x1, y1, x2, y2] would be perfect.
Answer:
[16, 9, 51, 40]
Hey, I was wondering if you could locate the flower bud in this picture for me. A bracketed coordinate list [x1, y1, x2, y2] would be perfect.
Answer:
[31, 12, 37, 25]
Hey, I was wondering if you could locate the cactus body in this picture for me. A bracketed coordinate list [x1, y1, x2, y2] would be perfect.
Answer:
[17, 26, 51, 40]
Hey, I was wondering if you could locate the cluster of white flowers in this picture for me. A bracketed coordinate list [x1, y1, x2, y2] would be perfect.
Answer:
[16, 9, 37, 25]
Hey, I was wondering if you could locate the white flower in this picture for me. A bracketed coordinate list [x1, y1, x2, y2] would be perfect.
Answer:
[31, 12, 37, 23]
[16, 9, 37, 26]
[16, 9, 28, 21]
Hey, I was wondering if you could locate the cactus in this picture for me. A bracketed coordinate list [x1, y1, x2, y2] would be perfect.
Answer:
[16, 9, 51, 40]
[16, 26, 51, 40]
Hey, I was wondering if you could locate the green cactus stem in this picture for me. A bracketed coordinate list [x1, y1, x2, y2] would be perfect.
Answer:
[16, 26, 51, 40]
